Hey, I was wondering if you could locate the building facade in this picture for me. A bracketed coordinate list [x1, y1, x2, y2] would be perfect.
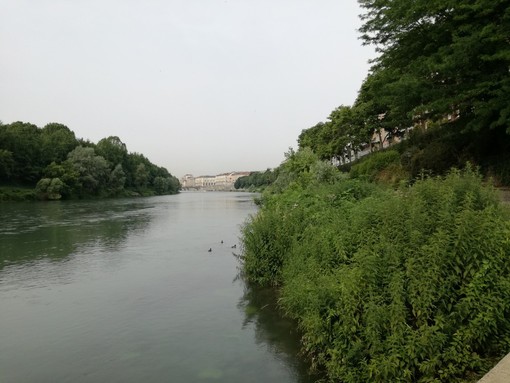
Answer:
[180, 171, 252, 191]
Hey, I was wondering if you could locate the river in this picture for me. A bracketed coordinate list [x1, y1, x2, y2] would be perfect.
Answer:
[0, 192, 318, 383]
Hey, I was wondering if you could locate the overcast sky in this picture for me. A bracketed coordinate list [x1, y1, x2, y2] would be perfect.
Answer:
[0, 0, 374, 178]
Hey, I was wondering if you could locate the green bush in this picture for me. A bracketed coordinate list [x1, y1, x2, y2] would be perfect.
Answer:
[241, 168, 510, 382]
[0, 186, 36, 201]
[350, 150, 401, 181]
[397, 124, 510, 185]
[241, 179, 377, 286]
[405, 141, 457, 178]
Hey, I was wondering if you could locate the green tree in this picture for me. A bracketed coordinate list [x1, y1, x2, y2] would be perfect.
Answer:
[0, 119, 179, 198]
[0, 149, 15, 181]
[96, 136, 128, 168]
[124, 152, 149, 187]
[35, 177, 65, 200]
[329, 105, 368, 162]
[134, 163, 149, 188]
[153, 176, 169, 195]
[270, 147, 339, 191]
[41, 161, 77, 198]
[354, 70, 415, 152]
[40, 123, 78, 164]
[65, 146, 109, 196]
[234, 170, 277, 190]
[358, 0, 510, 132]
[298, 122, 335, 161]
[108, 163, 126, 195]
[299, 106, 371, 163]
[0, 121, 43, 183]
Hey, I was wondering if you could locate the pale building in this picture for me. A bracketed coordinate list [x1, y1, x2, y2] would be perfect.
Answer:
[181, 171, 253, 191]
[180, 174, 195, 188]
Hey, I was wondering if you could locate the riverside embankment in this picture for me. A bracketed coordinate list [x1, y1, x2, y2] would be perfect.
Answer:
[240, 165, 510, 382]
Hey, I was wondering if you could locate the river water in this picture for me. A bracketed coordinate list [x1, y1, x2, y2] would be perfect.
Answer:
[0, 192, 317, 383]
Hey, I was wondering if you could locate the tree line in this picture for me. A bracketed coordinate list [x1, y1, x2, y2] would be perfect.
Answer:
[299, 0, 510, 165]
[0, 121, 180, 200]
[234, 169, 278, 191]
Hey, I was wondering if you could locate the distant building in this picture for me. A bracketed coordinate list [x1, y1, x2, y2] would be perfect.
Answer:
[214, 173, 230, 189]
[180, 174, 195, 188]
[180, 171, 252, 191]
[194, 175, 215, 189]
[370, 127, 406, 151]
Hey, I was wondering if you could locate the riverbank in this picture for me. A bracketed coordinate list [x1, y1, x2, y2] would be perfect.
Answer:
[240, 164, 510, 382]
[0, 185, 36, 201]
[0, 185, 179, 202]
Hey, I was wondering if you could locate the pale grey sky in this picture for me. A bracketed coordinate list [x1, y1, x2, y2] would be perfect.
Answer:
[0, 0, 373, 177]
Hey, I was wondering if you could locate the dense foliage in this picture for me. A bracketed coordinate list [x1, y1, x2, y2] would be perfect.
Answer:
[0, 121, 180, 200]
[234, 169, 277, 191]
[298, 0, 510, 171]
[349, 149, 402, 182]
[340, 122, 510, 187]
[241, 153, 510, 382]
[358, 0, 510, 133]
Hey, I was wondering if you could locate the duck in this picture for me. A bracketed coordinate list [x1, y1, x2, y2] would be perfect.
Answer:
[208, 248, 212, 252]
[231, 244, 236, 249]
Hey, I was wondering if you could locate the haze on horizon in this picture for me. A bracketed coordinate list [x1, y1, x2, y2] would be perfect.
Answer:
[0, 0, 373, 178]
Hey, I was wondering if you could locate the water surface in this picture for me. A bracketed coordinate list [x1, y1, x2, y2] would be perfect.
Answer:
[0, 192, 316, 383]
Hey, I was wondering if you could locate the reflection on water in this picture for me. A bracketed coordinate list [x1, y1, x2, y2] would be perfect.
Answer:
[0, 193, 317, 382]
[238, 284, 324, 383]
[0, 199, 152, 268]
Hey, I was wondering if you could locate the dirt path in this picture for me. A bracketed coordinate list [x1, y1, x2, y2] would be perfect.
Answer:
[497, 187, 510, 204]
[477, 354, 510, 383]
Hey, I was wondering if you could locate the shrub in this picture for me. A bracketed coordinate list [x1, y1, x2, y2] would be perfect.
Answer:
[350, 150, 401, 181]
[35, 177, 65, 200]
[241, 168, 510, 382]
[0, 186, 36, 201]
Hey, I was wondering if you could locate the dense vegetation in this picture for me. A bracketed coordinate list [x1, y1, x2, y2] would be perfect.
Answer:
[298, 0, 510, 171]
[240, 151, 510, 382]
[234, 169, 278, 191]
[0, 121, 180, 200]
[240, 1, 510, 381]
